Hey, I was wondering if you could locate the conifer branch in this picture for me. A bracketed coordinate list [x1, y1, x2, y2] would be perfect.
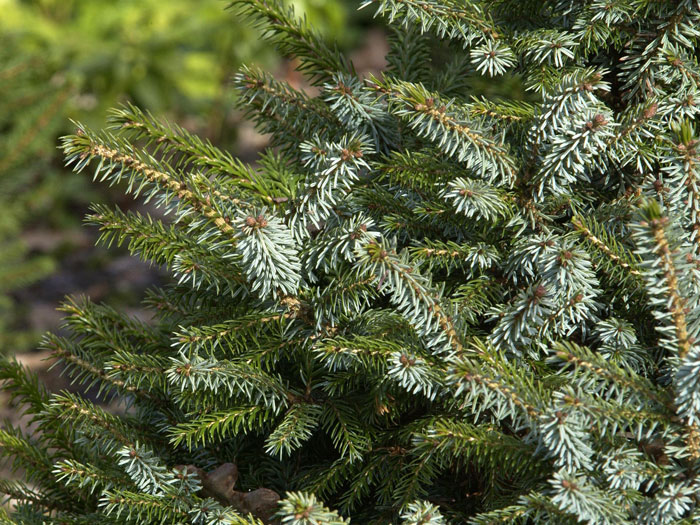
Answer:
[361, 0, 503, 48]
[572, 216, 642, 277]
[371, 77, 517, 185]
[63, 128, 240, 242]
[230, 0, 353, 84]
[636, 205, 692, 359]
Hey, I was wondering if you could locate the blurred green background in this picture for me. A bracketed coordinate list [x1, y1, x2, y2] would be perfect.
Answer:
[0, 0, 373, 353]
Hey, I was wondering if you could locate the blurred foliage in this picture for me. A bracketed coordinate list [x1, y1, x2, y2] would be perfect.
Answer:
[0, 44, 71, 351]
[0, 0, 354, 128]
[0, 0, 355, 352]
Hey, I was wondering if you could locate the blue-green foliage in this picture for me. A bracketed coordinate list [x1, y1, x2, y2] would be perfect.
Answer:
[4, 0, 700, 523]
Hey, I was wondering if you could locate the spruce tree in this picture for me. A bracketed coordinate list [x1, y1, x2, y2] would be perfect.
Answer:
[3, 0, 700, 523]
